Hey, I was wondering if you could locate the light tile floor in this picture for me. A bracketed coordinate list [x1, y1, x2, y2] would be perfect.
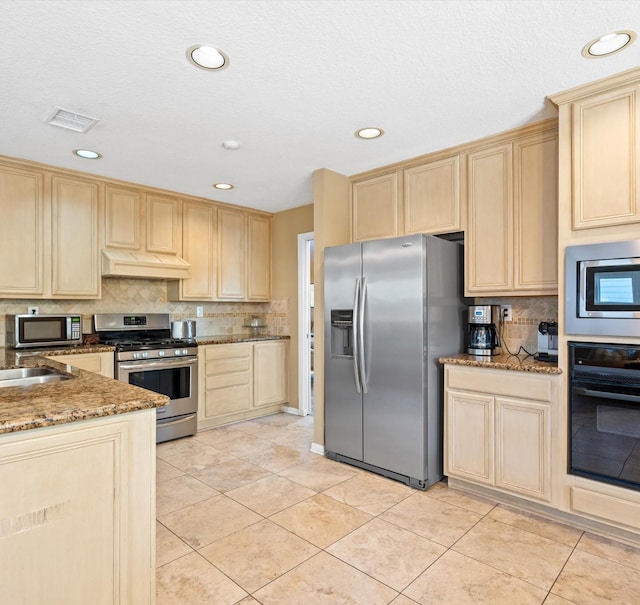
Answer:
[156, 413, 640, 604]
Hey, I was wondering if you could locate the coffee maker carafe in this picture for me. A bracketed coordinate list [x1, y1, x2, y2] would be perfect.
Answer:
[467, 305, 501, 356]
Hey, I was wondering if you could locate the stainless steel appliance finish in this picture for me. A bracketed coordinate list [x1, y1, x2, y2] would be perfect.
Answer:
[569, 342, 640, 491]
[171, 320, 197, 340]
[566, 239, 640, 337]
[94, 313, 198, 443]
[7, 314, 82, 348]
[467, 305, 501, 356]
[535, 321, 558, 362]
[324, 234, 467, 489]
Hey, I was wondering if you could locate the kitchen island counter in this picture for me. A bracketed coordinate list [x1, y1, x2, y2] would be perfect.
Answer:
[439, 352, 562, 374]
[0, 348, 167, 435]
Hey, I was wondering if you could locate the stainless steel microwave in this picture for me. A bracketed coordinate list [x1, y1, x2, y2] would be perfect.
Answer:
[6, 314, 83, 348]
[566, 239, 640, 337]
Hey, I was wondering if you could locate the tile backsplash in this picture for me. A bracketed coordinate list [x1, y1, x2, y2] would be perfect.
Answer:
[472, 296, 558, 355]
[0, 278, 289, 346]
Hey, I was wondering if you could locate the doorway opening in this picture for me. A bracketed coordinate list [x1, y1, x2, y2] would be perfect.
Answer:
[297, 231, 314, 416]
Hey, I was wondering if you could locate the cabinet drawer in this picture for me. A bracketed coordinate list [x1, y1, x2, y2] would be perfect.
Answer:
[204, 343, 252, 360]
[206, 371, 250, 390]
[204, 385, 251, 416]
[446, 366, 552, 402]
[205, 357, 250, 375]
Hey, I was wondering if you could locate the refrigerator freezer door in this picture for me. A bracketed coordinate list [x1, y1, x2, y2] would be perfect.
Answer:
[324, 242, 364, 461]
[362, 235, 427, 480]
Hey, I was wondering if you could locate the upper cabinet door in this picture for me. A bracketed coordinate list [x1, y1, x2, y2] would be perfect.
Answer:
[146, 194, 181, 254]
[104, 185, 141, 249]
[572, 83, 640, 229]
[513, 131, 558, 292]
[403, 155, 461, 235]
[246, 213, 271, 301]
[352, 173, 399, 241]
[0, 164, 45, 296]
[466, 143, 514, 293]
[51, 175, 101, 298]
[217, 208, 246, 299]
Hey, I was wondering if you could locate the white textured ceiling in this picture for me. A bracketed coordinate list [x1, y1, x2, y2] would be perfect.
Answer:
[1, 0, 639, 213]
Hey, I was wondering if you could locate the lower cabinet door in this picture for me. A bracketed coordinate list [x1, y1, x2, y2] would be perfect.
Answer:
[495, 397, 551, 501]
[445, 390, 494, 485]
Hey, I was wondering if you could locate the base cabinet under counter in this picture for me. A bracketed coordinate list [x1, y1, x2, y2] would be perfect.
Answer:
[443, 364, 560, 505]
[198, 340, 289, 429]
[44, 351, 115, 378]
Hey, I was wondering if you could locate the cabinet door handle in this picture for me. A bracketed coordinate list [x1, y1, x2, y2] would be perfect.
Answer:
[574, 387, 640, 404]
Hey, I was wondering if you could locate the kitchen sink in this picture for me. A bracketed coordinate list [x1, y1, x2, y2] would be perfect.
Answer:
[0, 366, 72, 388]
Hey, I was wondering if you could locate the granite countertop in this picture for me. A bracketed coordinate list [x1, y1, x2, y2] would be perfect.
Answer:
[0, 349, 167, 435]
[439, 353, 562, 374]
[197, 334, 290, 345]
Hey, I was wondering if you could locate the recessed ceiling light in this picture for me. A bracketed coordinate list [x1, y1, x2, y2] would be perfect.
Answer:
[582, 30, 636, 58]
[213, 182, 234, 190]
[186, 44, 229, 70]
[73, 149, 102, 159]
[355, 127, 384, 140]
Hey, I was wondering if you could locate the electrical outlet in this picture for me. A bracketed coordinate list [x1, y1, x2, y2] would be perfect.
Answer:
[28, 306, 39, 315]
[196, 306, 204, 318]
[500, 305, 512, 322]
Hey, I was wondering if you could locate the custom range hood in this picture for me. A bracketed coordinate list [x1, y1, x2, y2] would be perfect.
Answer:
[101, 249, 190, 280]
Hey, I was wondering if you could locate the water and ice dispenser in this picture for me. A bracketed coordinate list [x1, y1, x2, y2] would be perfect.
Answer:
[330, 309, 354, 357]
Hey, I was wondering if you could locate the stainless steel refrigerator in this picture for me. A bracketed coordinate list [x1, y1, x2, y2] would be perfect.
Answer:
[324, 234, 466, 489]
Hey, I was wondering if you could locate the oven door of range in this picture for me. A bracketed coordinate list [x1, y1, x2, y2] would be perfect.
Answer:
[116, 355, 199, 421]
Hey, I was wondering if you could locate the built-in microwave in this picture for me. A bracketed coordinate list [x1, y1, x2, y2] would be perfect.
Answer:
[6, 314, 83, 348]
[566, 239, 640, 337]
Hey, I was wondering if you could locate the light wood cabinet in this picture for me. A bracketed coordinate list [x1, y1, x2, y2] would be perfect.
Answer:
[444, 364, 557, 504]
[198, 340, 288, 429]
[0, 163, 46, 296]
[217, 208, 247, 299]
[104, 186, 181, 254]
[569, 82, 640, 229]
[0, 410, 156, 604]
[247, 213, 271, 301]
[465, 126, 558, 296]
[45, 351, 114, 379]
[168, 200, 217, 300]
[403, 155, 462, 235]
[51, 175, 101, 298]
[215, 208, 272, 302]
[352, 173, 399, 241]
[254, 340, 288, 407]
[0, 162, 101, 299]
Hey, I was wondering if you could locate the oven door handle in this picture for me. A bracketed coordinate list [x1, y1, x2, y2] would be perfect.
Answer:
[118, 357, 198, 371]
[574, 387, 640, 404]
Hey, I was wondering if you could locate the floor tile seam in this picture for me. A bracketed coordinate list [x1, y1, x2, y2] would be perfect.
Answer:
[228, 486, 319, 518]
[420, 489, 500, 517]
[170, 469, 227, 495]
[156, 518, 196, 556]
[477, 514, 584, 550]
[546, 540, 582, 603]
[154, 545, 198, 571]
[189, 548, 250, 600]
[315, 487, 414, 518]
[447, 544, 559, 594]
[369, 514, 456, 550]
[570, 542, 640, 575]
[324, 530, 452, 596]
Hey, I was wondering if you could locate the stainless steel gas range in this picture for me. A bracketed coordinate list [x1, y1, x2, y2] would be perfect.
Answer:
[94, 313, 198, 443]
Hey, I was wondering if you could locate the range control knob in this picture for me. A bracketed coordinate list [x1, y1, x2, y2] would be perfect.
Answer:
[133, 352, 140, 360]
[158, 350, 166, 357]
[142, 351, 149, 359]
[174, 349, 182, 356]
[182, 349, 188, 355]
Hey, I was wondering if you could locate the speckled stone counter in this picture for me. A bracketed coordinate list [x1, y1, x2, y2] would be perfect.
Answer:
[197, 334, 290, 345]
[439, 353, 562, 374]
[0, 348, 167, 435]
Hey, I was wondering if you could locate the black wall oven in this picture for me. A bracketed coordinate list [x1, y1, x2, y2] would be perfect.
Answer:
[569, 342, 640, 491]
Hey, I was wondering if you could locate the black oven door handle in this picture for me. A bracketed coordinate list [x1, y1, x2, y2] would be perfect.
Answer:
[574, 387, 640, 404]
[118, 357, 198, 371]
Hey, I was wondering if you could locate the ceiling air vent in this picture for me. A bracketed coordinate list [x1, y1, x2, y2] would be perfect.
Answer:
[45, 106, 100, 133]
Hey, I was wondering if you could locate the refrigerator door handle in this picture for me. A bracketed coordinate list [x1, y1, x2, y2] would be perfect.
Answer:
[352, 277, 362, 393]
[359, 276, 368, 393]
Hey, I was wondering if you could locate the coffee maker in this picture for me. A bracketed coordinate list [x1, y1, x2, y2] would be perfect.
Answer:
[467, 305, 501, 356]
